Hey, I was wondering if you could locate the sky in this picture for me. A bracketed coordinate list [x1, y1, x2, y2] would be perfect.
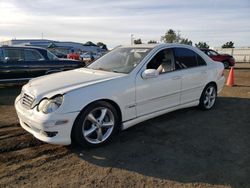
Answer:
[0, 0, 250, 48]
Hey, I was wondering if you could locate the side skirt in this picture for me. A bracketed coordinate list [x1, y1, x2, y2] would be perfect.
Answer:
[121, 100, 199, 130]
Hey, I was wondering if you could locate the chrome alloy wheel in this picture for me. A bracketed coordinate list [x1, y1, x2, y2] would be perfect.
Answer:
[82, 107, 115, 144]
[203, 86, 216, 109]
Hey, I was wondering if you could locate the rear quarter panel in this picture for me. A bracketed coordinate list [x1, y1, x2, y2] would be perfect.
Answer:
[207, 61, 225, 93]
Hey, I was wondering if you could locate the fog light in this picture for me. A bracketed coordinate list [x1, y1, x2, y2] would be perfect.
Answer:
[41, 131, 58, 137]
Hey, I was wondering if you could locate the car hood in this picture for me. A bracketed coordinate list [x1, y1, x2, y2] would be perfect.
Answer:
[22, 68, 125, 99]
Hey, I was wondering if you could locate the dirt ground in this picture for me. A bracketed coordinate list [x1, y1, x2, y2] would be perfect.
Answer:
[0, 65, 250, 188]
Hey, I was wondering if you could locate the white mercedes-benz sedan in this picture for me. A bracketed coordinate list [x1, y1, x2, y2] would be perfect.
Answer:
[15, 44, 225, 147]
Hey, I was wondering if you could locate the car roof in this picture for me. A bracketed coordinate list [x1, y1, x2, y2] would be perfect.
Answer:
[119, 43, 197, 49]
[0, 45, 47, 51]
[200, 48, 212, 51]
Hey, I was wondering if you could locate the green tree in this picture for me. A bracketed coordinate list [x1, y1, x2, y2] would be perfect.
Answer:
[180, 38, 192, 45]
[84, 41, 97, 46]
[148, 40, 157, 44]
[195, 42, 209, 49]
[97, 42, 108, 50]
[222, 41, 234, 48]
[161, 29, 180, 43]
[134, 38, 142, 44]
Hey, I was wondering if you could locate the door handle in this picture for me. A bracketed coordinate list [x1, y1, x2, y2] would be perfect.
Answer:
[172, 76, 181, 80]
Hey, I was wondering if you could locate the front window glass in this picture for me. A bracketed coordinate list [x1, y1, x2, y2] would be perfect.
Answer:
[88, 47, 151, 74]
[47, 51, 58, 60]
[3, 49, 24, 62]
[147, 48, 175, 74]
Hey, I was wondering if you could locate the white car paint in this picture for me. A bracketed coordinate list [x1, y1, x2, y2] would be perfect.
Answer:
[15, 44, 225, 145]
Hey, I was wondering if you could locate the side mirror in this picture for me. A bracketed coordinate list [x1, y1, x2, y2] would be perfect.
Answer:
[141, 69, 159, 79]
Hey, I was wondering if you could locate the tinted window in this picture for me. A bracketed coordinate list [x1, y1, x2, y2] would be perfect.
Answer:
[0, 49, 3, 61]
[174, 48, 197, 69]
[47, 51, 58, 60]
[197, 54, 206, 66]
[147, 48, 175, 74]
[24, 49, 44, 61]
[3, 49, 24, 61]
[207, 50, 218, 56]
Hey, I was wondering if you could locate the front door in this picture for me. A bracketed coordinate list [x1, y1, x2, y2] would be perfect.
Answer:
[0, 48, 29, 82]
[135, 48, 181, 117]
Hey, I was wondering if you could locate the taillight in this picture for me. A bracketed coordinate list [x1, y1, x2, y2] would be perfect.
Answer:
[221, 69, 224, 76]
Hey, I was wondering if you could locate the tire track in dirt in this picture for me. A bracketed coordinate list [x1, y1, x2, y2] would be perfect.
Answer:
[0, 122, 44, 153]
[0, 133, 44, 153]
[0, 125, 26, 140]
[0, 145, 70, 179]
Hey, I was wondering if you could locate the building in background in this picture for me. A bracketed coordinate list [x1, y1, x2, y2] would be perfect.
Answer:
[0, 39, 107, 58]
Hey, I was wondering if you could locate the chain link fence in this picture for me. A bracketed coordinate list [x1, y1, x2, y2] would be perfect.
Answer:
[214, 48, 250, 63]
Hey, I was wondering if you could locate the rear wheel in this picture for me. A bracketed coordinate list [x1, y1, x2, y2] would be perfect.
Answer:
[72, 101, 119, 147]
[199, 84, 217, 110]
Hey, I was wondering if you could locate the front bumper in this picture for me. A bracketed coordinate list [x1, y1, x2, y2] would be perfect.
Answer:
[15, 95, 79, 145]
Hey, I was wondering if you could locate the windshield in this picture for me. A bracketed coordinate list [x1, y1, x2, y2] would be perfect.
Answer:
[88, 47, 151, 74]
[207, 50, 219, 56]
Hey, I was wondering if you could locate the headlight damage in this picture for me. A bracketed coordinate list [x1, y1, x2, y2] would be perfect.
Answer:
[37, 95, 63, 114]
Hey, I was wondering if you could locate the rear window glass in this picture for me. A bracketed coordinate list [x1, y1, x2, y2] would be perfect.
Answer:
[197, 54, 207, 66]
[174, 48, 207, 69]
[24, 49, 44, 61]
[174, 48, 198, 69]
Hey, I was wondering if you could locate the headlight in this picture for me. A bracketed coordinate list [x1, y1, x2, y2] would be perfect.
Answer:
[37, 95, 63, 114]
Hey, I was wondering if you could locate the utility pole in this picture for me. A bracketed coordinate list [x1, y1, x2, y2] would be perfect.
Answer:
[42, 32, 44, 40]
[177, 30, 181, 43]
[130, 34, 134, 45]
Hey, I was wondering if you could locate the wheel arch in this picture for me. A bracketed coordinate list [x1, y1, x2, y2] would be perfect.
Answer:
[71, 98, 122, 141]
[205, 81, 217, 91]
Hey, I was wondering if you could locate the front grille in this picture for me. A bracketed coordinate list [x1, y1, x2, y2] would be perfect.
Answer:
[22, 93, 35, 109]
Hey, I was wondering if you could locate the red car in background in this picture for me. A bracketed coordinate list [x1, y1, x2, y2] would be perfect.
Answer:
[200, 48, 235, 68]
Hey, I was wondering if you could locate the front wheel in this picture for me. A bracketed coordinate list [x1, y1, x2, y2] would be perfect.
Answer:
[72, 101, 119, 147]
[199, 84, 217, 110]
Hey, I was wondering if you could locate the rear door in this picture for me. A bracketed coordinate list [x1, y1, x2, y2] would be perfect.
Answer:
[24, 48, 48, 78]
[173, 48, 208, 104]
[0, 48, 29, 82]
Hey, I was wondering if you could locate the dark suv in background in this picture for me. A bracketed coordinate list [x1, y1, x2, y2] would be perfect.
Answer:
[0, 46, 85, 84]
[200, 48, 235, 68]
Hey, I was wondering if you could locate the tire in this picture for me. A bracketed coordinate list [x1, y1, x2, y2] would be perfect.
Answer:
[222, 61, 230, 69]
[199, 84, 217, 110]
[71, 101, 119, 148]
